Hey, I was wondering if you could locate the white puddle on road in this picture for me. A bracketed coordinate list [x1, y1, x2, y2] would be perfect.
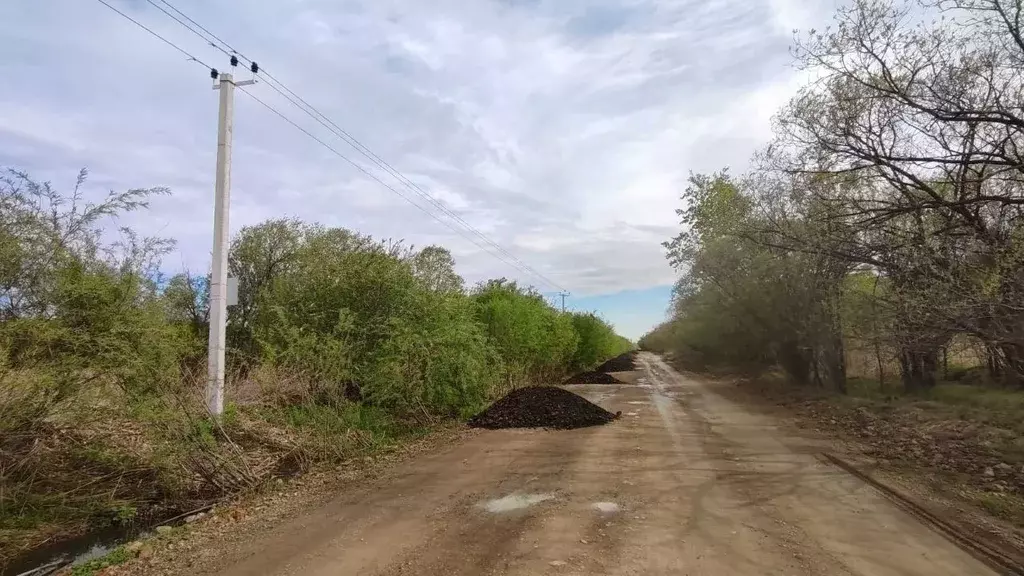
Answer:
[480, 493, 554, 513]
[626, 401, 648, 405]
[592, 502, 620, 514]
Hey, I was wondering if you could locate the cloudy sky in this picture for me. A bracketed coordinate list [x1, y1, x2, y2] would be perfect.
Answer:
[0, 0, 836, 339]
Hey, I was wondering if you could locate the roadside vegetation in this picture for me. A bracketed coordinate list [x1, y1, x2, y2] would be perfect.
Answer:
[0, 168, 631, 569]
[640, 0, 1024, 533]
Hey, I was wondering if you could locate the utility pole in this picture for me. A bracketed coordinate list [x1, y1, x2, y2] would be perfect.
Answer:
[559, 291, 569, 313]
[206, 71, 253, 416]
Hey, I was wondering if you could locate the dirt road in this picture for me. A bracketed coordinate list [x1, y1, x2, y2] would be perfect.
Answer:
[201, 353, 995, 575]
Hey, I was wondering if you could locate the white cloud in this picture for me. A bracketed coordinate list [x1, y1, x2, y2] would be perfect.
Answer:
[0, 0, 834, 296]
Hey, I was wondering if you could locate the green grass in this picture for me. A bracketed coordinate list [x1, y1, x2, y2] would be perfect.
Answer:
[844, 376, 898, 400]
[70, 545, 134, 576]
[282, 403, 398, 438]
[974, 492, 1024, 525]
[928, 384, 1024, 414]
[259, 401, 419, 463]
[843, 378, 1024, 430]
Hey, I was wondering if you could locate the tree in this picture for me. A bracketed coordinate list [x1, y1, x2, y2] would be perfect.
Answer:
[656, 171, 851, 391]
[227, 219, 306, 354]
[0, 168, 168, 321]
[762, 0, 1024, 388]
[410, 246, 464, 293]
[164, 271, 208, 339]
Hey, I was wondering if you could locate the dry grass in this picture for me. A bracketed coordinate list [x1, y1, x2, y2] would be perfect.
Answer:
[0, 365, 424, 572]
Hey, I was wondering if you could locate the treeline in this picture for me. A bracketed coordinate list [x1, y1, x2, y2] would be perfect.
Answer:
[641, 0, 1024, 394]
[0, 168, 630, 560]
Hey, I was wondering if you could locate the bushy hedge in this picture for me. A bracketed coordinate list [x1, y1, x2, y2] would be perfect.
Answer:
[0, 171, 633, 446]
[0, 170, 632, 562]
[569, 312, 633, 372]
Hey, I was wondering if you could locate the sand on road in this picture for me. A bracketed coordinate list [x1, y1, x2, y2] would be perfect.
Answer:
[199, 352, 995, 576]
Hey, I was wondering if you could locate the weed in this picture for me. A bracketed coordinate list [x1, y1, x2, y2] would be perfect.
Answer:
[69, 545, 134, 576]
[273, 401, 405, 462]
[113, 505, 137, 524]
[975, 492, 1024, 525]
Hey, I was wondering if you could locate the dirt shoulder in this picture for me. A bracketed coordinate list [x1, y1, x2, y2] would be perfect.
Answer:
[81, 424, 473, 576]
[697, 369, 1024, 570]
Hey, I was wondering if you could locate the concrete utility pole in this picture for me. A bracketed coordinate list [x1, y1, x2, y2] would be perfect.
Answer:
[559, 291, 569, 313]
[207, 71, 253, 416]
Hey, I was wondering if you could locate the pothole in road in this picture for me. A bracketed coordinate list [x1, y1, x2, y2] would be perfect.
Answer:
[480, 493, 555, 513]
[592, 502, 620, 514]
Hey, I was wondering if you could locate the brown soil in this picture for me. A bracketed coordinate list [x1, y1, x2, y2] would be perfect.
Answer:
[102, 354, 997, 576]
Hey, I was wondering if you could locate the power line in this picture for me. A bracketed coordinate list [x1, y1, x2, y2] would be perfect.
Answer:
[161, 3, 565, 291]
[94, 0, 515, 273]
[151, 0, 243, 56]
[93, 0, 212, 69]
[143, 0, 233, 59]
[144, 0, 567, 292]
[249, 77, 566, 289]
[148, 1, 505, 251]
[95, 0, 564, 291]
[236, 87, 539, 274]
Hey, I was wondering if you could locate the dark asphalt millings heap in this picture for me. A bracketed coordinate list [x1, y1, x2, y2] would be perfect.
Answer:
[468, 386, 620, 430]
[563, 371, 624, 385]
[595, 351, 638, 373]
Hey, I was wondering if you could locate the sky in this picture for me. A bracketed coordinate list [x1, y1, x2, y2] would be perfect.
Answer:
[0, 0, 838, 341]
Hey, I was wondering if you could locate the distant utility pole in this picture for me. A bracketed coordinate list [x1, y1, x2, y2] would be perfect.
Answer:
[207, 70, 254, 417]
[559, 291, 569, 313]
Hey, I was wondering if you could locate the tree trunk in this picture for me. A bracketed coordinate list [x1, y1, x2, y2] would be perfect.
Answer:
[997, 343, 1024, 389]
[986, 345, 1002, 382]
[942, 346, 948, 381]
[875, 339, 886, 393]
[899, 347, 937, 393]
[819, 329, 847, 394]
[777, 341, 811, 387]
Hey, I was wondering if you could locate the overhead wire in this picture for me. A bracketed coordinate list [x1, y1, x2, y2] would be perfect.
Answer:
[94, 0, 213, 69]
[149, 0, 244, 56]
[233, 80, 544, 280]
[143, 0, 234, 60]
[236, 86, 536, 272]
[144, 0, 567, 292]
[149, 0, 557, 288]
[100, 0, 530, 278]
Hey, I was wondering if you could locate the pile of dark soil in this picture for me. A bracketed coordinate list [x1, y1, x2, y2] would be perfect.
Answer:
[595, 351, 638, 373]
[468, 386, 620, 430]
[563, 371, 624, 384]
